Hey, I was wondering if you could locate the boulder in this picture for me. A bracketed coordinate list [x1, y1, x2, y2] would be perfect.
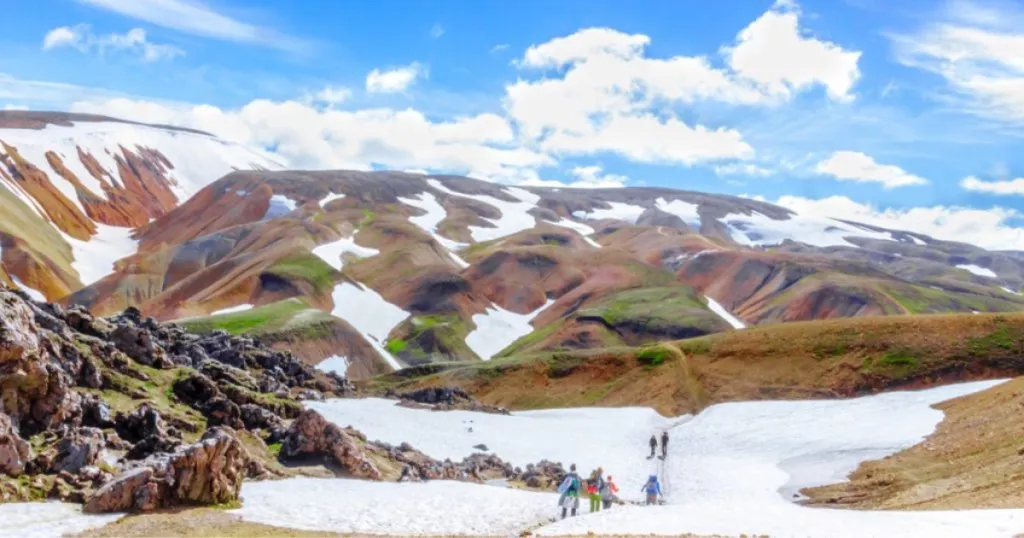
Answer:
[84, 427, 245, 513]
[110, 325, 165, 367]
[0, 412, 31, 476]
[114, 403, 166, 443]
[53, 427, 104, 473]
[281, 409, 382, 480]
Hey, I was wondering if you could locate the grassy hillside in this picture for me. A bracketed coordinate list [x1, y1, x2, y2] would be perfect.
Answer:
[364, 313, 1024, 415]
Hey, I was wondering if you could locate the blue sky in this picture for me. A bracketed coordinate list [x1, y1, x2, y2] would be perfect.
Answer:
[3, 0, 1024, 248]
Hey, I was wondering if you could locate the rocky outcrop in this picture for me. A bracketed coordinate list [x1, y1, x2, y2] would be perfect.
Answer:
[0, 413, 30, 477]
[53, 427, 104, 474]
[281, 409, 382, 480]
[393, 387, 509, 414]
[83, 427, 245, 513]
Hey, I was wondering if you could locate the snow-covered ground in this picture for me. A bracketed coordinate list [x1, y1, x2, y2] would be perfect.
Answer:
[59, 223, 139, 286]
[547, 218, 602, 248]
[428, 180, 541, 242]
[721, 210, 895, 248]
[956, 264, 997, 278]
[655, 197, 701, 229]
[230, 380, 1024, 537]
[315, 355, 349, 377]
[329, 282, 408, 370]
[210, 303, 253, 316]
[11, 274, 46, 301]
[465, 299, 554, 359]
[1002, 286, 1021, 296]
[573, 202, 646, 223]
[0, 502, 122, 538]
[311, 236, 379, 271]
[705, 296, 747, 329]
[263, 194, 297, 219]
[399, 192, 470, 267]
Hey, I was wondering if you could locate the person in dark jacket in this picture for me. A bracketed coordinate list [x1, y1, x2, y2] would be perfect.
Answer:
[557, 464, 581, 519]
[661, 431, 669, 458]
[649, 434, 657, 457]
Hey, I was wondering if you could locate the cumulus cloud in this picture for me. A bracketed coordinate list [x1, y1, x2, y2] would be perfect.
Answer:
[505, 1, 859, 168]
[771, 194, 1024, 250]
[521, 165, 629, 189]
[42, 24, 183, 62]
[366, 63, 426, 94]
[891, 0, 1024, 123]
[301, 86, 352, 107]
[70, 97, 551, 183]
[813, 151, 929, 188]
[960, 175, 1024, 195]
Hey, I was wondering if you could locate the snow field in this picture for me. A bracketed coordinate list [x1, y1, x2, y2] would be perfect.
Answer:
[59, 223, 138, 286]
[465, 299, 554, 360]
[721, 210, 895, 248]
[315, 355, 349, 377]
[0, 502, 122, 538]
[311, 236, 379, 271]
[655, 197, 701, 229]
[329, 282, 409, 370]
[398, 192, 470, 268]
[546, 218, 602, 248]
[319, 192, 346, 208]
[230, 380, 1024, 537]
[1002, 286, 1021, 296]
[428, 179, 541, 242]
[573, 202, 646, 223]
[263, 194, 297, 219]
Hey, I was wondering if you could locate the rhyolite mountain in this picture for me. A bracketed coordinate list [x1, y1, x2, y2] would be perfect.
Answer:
[2, 111, 1022, 380]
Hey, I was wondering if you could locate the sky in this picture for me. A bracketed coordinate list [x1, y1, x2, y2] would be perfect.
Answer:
[3, 0, 1024, 249]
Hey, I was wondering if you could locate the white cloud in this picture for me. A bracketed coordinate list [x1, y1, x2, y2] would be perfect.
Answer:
[366, 63, 425, 94]
[771, 194, 1024, 250]
[490, 44, 509, 54]
[505, 2, 858, 168]
[78, 0, 307, 52]
[524, 165, 628, 188]
[714, 163, 775, 177]
[0, 73, 124, 106]
[310, 86, 352, 106]
[892, 1, 1024, 122]
[429, 23, 445, 39]
[960, 175, 1024, 195]
[70, 97, 552, 183]
[723, 0, 861, 102]
[2, 104, 29, 111]
[42, 24, 183, 62]
[813, 151, 928, 188]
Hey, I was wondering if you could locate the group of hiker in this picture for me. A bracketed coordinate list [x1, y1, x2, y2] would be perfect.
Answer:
[555, 431, 668, 519]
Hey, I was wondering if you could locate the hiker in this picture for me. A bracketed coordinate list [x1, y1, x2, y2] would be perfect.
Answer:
[649, 434, 657, 458]
[661, 431, 669, 458]
[587, 467, 605, 512]
[641, 474, 662, 505]
[600, 475, 619, 509]
[557, 464, 581, 519]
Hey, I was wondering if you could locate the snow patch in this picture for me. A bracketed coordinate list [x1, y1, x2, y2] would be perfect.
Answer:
[465, 299, 554, 360]
[319, 192, 346, 209]
[956, 264, 997, 279]
[655, 197, 701, 229]
[10, 274, 46, 301]
[705, 296, 747, 329]
[546, 218, 601, 248]
[329, 282, 408, 370]
[315, 355, 349, 377]
[311, 237, 379, 271]
[1001, 286, 1021, 296]
[909, 235, 927, 246]
[398, 192, 470, 268]
[0, 502, 122, 538]
[59, 223, 139, 286]
[210, 304, 253, 316]
[264, 194, 297, 219]
[573, 202, 646, 223]
[234, 477, 554, 536]
[721, 211, 895, 248]
[428, 180, 540, 242]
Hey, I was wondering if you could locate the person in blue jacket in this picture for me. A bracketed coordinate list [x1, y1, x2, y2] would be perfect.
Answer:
[641, 474, 662, 505]
[557, 464, 582, 519]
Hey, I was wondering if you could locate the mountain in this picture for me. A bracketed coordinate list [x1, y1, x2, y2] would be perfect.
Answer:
[1, 111, 1022, 381]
